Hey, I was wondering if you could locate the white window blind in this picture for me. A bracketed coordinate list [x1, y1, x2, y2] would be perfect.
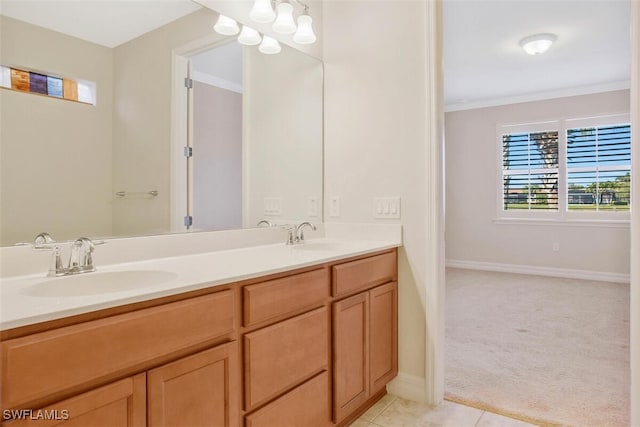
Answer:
[567, 124, 631, 212]
[502, 131, 559, 211]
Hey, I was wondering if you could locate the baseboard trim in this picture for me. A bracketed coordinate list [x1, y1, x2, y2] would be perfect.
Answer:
[386, 372, 427, 403]
[446, 259, 630, 284]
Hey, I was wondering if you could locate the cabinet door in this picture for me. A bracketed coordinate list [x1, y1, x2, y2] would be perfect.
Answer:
[369, 282, 398, 393]
[147, 342, 239, 427]
[245, 372, 330, 427]
[332, 292, 369, 423]
[4, 374, 146, 427]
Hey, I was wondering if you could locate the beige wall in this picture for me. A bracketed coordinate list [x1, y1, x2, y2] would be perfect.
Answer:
[111, 8, 227, 236]
[323, 0, 430, 388]
[244, 45, 323, 226]
[445, 90, 631, 275]
[0, 16, 113, 245]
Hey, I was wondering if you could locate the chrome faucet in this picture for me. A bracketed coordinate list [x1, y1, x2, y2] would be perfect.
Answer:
[32, 233, 104, 277]
[294, 222, 316, 243]
[68, 237, 97, 274]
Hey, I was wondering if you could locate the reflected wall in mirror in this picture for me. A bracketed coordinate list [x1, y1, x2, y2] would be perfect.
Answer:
[0, 1, 323, 246]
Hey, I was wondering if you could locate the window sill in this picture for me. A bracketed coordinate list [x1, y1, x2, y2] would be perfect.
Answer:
[492, 217, 630, 228]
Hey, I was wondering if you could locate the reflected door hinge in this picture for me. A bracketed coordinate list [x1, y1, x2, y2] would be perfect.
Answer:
[184, 146, 193, 157]
[184, 215, 193, 227]
[184, 77, 194, 89]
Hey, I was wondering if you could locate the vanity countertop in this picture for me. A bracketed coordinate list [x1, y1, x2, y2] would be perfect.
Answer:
[0, 238, 400, 331]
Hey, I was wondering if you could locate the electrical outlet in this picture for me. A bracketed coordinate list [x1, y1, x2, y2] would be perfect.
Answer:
[373, 197, 401, 219]
[328, 196, 340, 217]
[552, 242, 560, 252]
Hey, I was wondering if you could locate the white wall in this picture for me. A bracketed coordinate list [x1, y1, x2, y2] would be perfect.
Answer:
[445, 90, 631, 277]
[244, 45, 323, 226]
[0, 16, 113, 245]
[629, 1, 639, 425]
[323, 0, 436, 400]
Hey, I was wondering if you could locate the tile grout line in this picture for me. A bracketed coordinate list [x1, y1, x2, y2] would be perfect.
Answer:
[368, 395, 398, 423]
[474, 411, 487, 427]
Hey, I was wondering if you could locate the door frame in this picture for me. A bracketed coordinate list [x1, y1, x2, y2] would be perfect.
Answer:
[170, 35, 243, 231]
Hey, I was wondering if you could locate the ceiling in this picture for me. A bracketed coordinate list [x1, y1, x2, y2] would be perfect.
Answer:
[443, 0, 631, 111]
[1, 0, 630, 110]
[0, 0, 202, 48]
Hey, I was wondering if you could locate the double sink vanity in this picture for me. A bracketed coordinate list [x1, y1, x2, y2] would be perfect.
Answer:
[0, 225, 401, 426]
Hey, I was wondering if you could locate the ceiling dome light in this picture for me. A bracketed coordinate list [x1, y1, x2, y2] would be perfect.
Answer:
[293, 10, 316, 44]
[273, 0, 297, 34]
[238, 25, 262, 45]
[250, 0, 276, 23]
[259, 36, 281, 54]
[213, 15, 240, 35]
[519, 33, 557, 55]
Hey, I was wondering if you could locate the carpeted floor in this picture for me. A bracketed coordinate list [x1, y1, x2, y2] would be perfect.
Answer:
[445, 268, 630, 427]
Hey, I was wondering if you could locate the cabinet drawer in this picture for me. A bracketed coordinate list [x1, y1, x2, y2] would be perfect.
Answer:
[1, 290, 235, 410]
[243, 268, 328, 327]
[244, 307, 328, 410]
[332, 252, 396, 297]
[245, 371, 330, 427]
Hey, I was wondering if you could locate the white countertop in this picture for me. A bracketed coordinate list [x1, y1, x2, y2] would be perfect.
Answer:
[0, 238, 400, 331]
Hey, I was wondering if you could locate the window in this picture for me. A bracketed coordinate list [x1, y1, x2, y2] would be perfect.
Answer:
[502, 131, 559, 211]
[499, 115, 631, 219]
[566, 124, 631, 212]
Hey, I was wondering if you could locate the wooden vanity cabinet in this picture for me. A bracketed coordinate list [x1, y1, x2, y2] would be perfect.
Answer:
[1, 249, 398, 427]
[331, 252, 398, 424]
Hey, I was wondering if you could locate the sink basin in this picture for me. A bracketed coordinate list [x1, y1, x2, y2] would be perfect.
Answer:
[292, 241, 353, 252]
[23, 270, 178, 298]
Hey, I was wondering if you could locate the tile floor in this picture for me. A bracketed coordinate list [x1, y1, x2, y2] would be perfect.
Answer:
[351, 395, 537, 427]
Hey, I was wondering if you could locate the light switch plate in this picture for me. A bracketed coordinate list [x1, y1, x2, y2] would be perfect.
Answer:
[373, 197, 401, 219]
[328, 196, 340, 217]
[263, 197, 282, 216]
[307, 197, 319, 217]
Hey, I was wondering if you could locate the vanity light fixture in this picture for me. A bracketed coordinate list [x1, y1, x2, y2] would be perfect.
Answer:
[259, 36, 282, 54]
[249, 0, 276, 23]
[519, 33, 557, 55]
[214, 0, 316, 55]
[213, 15, 240, 35]
[238, 25, 262, 45]
[273, 0, 297, 34]
[292, 6, 316, 44]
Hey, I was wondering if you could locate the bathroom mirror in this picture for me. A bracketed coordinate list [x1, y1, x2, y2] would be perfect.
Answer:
[0, 1, 323, 246]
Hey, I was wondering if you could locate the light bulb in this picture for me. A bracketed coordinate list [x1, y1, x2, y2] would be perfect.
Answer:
[213, 15, 239, 36]
[238, 26, 262, 45]
[250, 0, 275, 23]
[519, 33, 557, 55]
[259, 36, 281, 54]
[273, 0, 296, 35]
[293, 13, 316, 44]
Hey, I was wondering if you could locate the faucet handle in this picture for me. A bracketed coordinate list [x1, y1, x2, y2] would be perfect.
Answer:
[280, 225, 296, 245]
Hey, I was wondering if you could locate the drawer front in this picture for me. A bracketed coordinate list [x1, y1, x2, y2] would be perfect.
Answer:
[243, 268, 329, 327]
[1, 290, 235, 410]
[244, 307, 328, 410]
[245, 371, 330, 427]
[332, 251, 396, 297]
